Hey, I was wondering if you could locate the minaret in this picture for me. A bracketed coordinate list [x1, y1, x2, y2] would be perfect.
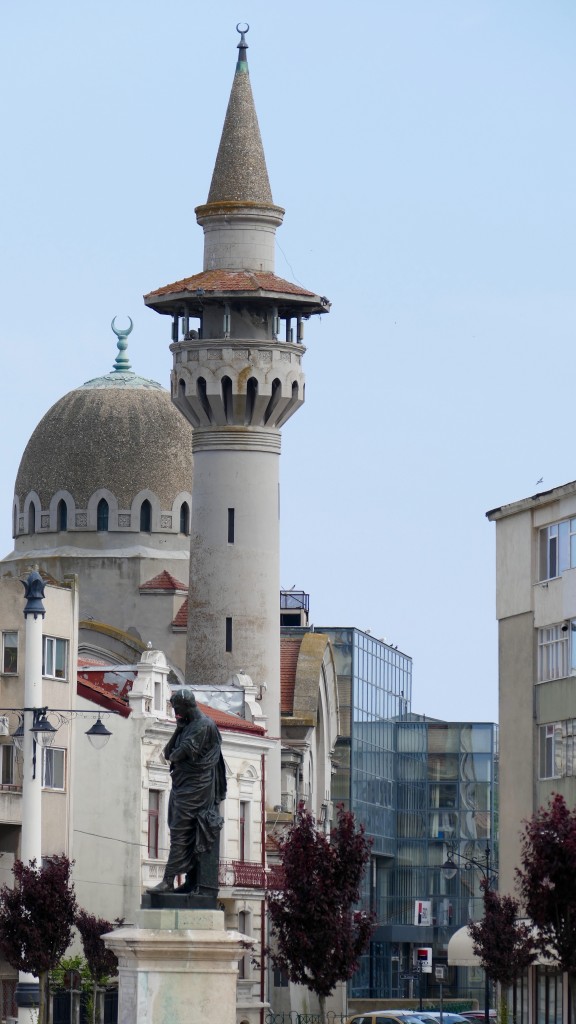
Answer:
[144, 25, 330, 805]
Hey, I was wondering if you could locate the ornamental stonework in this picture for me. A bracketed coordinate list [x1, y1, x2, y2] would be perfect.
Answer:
[207, 349, 223, 360]
[41, 515, 50, 529]
[160, 515, 172, 529]
[118, 514, 131, 527]
[18, 517, 24, 532]
[75, 513, 88, 528]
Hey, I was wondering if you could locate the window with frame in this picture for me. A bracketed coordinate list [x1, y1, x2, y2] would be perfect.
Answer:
[539, 518, 576, 580]
[42, 748, 65, 790]
[539, 723, 562, 779]
[0, 746, 14, 786]
[42, 637, 67, 680]
[148, 790, 160, 858]
[2, 632, 18, 674]
[538, 621, 576, 681]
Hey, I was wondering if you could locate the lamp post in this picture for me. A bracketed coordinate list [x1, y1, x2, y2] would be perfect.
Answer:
[443, 841, 497, 1024]
[12, 572, 115, 1024]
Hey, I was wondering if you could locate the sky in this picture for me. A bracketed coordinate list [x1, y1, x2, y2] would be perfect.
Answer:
[1, 1, 575, 724]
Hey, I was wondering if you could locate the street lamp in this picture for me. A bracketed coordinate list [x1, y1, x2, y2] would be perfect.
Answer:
[442, 841, 497, 1024]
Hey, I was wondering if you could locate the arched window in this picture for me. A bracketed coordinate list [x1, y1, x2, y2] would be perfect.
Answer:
[97, 498, 109, 532]
[29, 504, 36, 535]
[140, 499, 152, 533]
[57, 499, 68, 532]
[180, 502, 190, 535]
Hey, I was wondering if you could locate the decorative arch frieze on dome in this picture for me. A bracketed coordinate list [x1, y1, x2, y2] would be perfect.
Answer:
[130, 489, 162, 533]
[49, 490, 75, 532]
[23, 492, 41, 535]
[87, 489, 119, 532]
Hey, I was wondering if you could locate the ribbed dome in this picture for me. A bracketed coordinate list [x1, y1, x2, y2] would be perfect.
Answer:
[15, 384, 192, 511]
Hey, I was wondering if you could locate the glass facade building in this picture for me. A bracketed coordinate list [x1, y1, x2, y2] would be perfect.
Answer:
[316, 626, 498, 1005]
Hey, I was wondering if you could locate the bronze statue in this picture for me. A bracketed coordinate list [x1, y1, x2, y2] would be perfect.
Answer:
[147, 688, 226, 894]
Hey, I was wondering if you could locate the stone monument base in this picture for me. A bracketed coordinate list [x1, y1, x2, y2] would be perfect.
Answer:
[104, 909, 246, 1024]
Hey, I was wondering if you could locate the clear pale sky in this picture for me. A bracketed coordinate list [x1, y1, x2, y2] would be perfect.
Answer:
[1, 1, 575, 723]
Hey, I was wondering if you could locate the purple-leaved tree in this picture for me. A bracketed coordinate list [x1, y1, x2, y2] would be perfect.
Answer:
[75, 910, 124, 1024]
[468, 879, 535, 1023]
[267, 804, 374, 1024]
[516, 793, 576, 1016]
[0, 855, 77, 1024]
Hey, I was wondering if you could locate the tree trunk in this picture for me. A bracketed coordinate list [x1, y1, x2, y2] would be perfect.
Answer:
[38, 970, 49, 1024]
[319, 993, 326, 1024]
[568, 971, 576, 1024]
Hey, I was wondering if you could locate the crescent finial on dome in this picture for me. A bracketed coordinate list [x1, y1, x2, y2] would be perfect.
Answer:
[111, 315, 134, 373]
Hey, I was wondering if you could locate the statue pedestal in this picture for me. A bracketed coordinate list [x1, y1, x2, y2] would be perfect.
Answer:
[104, 909, 246, 1024]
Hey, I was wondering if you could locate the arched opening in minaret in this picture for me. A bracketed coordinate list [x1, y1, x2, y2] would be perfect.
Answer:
[28, 504, 36, 535]
[179, 502, 190, 536]
[97, 498, 109, 532]
[197, 377, 212, 422]
[140, 499, 152, 533]
[12, 505, 17, 538]
[221, 376, 232, 422]
[57, 499, 68, 532]
[264, 378, 282, 424]
[245, 377, 258, 424]
[178, 378, 186, 400]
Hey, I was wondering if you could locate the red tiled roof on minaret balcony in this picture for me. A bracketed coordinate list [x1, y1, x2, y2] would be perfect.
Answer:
[139, 570, 188, 594]
[280, 635, 303, 715]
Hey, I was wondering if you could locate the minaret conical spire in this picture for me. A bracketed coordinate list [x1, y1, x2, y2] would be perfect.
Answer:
[207, 24, 273, 206]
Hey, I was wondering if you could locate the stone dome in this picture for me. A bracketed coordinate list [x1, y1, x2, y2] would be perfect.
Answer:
[11, 324, 193, 543]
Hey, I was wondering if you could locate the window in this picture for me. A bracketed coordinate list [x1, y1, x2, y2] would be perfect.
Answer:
[228, 508, 235, 544]
[180, 502, 190, 535]
[29, 504, 36, 534]
[140, 499, 152, 532]
[539, 518, 576, 580]
[42, 748, 65, 790]
[225, 617, 233, 653]
[538, 621, 576, 681]
[97, 498, 109, 532]
[148, 790, 160, 858]
[2, 632, 18, 674]
[42, 637, 67, 680]
[540, 723, 562, 779]
[239, 800, 249, 862]
[57, 499, 67, 531]
[0, 746, 14, 786]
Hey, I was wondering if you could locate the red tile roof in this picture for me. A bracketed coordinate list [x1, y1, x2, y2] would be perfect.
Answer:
[140, 570, 188, 593]
[145, 269, 317, 301]
[77, 676, 131, 718]
[171, 597, 188, 628]
[207, 704, 265, 735]
[280, 636, 303, 715]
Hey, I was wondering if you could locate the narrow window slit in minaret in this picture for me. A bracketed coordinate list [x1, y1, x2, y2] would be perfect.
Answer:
[264, 379, 282, 424]
[225, 617, 233, 653]
[245, 377, 258, 424]
[222, 376, 232, 422]
[197, 377, 212, 422]
[228, 508, 235, 544]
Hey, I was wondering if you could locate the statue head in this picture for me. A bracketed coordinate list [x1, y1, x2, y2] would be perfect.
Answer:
[170, 687, 198, 723]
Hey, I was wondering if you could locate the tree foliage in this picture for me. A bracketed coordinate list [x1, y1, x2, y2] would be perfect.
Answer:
[267, 804, 374, 1015]
[75, 910, 123, 986]
[74, 913, 123, 1024]
[468, 878, 535, 988]
[516, 793, 576, 975]
[0, 855, 77, 1024]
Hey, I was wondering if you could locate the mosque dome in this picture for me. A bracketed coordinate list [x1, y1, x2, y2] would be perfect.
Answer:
[11, 320, 193, 546]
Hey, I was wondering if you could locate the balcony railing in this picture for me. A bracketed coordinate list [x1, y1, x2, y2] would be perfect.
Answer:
[219, 860, 266, 888]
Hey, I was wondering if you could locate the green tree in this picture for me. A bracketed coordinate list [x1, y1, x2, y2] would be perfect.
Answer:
[0, 855, 76, 1024]
[267, 804, 374, 1024]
